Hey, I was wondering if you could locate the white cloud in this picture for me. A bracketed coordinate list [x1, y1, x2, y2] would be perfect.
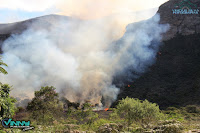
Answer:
[0, 0, 168, 19]
[0, 0, 56, 12]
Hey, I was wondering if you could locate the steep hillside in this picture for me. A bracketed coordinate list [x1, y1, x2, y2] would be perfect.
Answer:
[0, 14, 70, 53]
[116, 0, 200, 108]
[117, 33, 200, 108]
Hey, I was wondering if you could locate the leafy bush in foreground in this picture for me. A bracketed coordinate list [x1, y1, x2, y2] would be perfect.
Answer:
[114, 97, 164, 128]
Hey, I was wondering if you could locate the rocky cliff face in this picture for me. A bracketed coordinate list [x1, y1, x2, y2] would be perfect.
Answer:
[158, 0, 200, 40]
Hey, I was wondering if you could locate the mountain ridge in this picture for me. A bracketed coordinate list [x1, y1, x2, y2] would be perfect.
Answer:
[0, 14, 70, 35]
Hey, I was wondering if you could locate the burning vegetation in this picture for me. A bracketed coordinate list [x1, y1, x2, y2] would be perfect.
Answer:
[0, 13, 169, 108]
[104, 108, 109, 111]
[1, 81, 200, 132]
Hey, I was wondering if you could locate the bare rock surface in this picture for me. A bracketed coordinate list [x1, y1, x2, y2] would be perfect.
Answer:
[158, 0, 200, 40]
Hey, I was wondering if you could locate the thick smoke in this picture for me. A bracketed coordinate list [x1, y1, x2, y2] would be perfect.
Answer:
[56, 0, 168, 19]
[112, 15, 170, 85]
[0, 14, 169, 107]
[0, 0, 168, 19]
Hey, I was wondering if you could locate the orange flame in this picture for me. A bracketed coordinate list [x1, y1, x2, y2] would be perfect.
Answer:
[128, 85, 131, 87]
[104, 108, 109, 111]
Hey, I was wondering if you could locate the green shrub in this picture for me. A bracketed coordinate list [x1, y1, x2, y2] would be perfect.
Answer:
[0, 130, 6, 133]
[90, 118, 112, 131]
[164, 107, 185, 121]
[184, 105, 200, 113]
[66, 102, 99, 131]
[115, 97, 164, 128]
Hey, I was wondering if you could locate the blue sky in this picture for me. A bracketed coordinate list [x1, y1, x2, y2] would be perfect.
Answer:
[0, 8, 57, 23]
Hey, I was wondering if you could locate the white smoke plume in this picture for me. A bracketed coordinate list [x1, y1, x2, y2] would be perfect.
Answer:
[0, 0, 168, 19]
[0, 14, 169, 107]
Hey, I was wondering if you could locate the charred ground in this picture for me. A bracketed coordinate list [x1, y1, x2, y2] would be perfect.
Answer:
[117, 33, 200, 109]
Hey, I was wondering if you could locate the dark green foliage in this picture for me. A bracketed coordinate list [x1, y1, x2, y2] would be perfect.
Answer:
[164, 105, 200, 121]
[164, 107, 185, 121]
[0, 59, 15, 119]
[27, 86, 63, 124]
[0, 83, 16, 119]
[184, 105, 200, 114]
[66, 102, 98, 129]
[0, 57, 8, 75]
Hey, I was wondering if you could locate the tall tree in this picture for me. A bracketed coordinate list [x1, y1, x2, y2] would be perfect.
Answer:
[0, 83, 16, 118]
[27, 86, 63, 124]
[0, 58, 14, 119]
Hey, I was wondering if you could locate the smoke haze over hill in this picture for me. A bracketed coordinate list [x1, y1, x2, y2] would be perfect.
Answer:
[0, 14, 169, 107]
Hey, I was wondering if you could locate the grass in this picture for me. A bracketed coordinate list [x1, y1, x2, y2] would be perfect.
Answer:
[1, 104, 200, 133]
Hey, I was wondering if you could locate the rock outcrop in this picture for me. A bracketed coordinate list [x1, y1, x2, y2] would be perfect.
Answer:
[158, 0, 200, 40]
